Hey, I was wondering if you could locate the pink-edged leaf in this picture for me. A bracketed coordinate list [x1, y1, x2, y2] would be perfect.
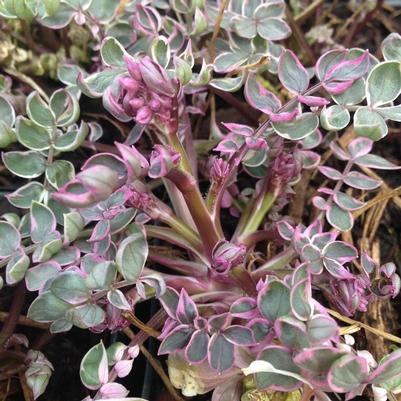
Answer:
[327, 354, 369, 392]
[347, 137, 373, 159]
[246, 318, 272, 343]
[277, 220, 294, 241]
[230, 297, 258, 318]
[114, 359, 134, 378]
[214, 135, 243, 155]
[325, 51, 370, 82]
[294, 347, 347, 373]
[254, 346, 303, 391]
[269, 109, 298, 122]
[369, 349, 401, 384]
[30, 201, 57, 243]
[330, 142, 351, 161]
[316, 50, 348, 81]
[257, 280, 290, 322]
[318, 187, 334, 196]
[208, 313, 232, 332]
[312, 196, 328, 211]
[304, 219, 323, 238]
[99, 382, 129, 398]
[301, 150, 321, 169]
[307, 314, 339, 343]
[88, 220, 110, 242]
[361, 253, 377, 274]
[221, 122, 254, 136]
[274, 316, 309, 349]
[208, 333, 234, 373]
[158, 324, 193, 355]
[301, 129, 323, 150]
[176, 288, 198, 324]
[223, 326, 255, 346]
[301, 244, 323, 274]
[323, 258, 354, 279]
[334, 192, 364, 211]
[290, 278, 313, 321]
[278, 50, 309, 94]
[312, 232, 338, 249]
[326, 205, 353, 231]
[298, 95, 330, 107]
[344, 171, 382, 190]
[244, 73, 281, 114]
[185, 329, 209, 364]
[354, 154, 401, 170]
[323, 241, 358, 263]
[323, 79, 355, 94]
[115, 142, 149, 181]
[318, 166, 343, 180]
[0, 222, 21, 258]
[159, 287, 179, 319]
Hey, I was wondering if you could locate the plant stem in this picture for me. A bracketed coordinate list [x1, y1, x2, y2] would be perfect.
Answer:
[328, 309, 401, 344]
[0, 311, 48, 330]
[145, 225, 206, 261]
[122, 311, 161, 338]
[161, 213, 201, 248]
[166, 169, 222, 258]
[139, 344, 186, 401]
[0, 282, 26, 348]
[237, 188, 279, 240]
[208, 0, 229, 60]
[4, 68, 50, 102]
[148, 252, 208, 277]
[168, 131, 193, 174]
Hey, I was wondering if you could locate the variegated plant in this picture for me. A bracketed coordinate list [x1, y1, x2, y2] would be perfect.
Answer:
[1, 1, 401, 401]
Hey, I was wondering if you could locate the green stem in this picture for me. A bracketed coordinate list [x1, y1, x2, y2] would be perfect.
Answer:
[161, 213, 201, 247]
[168, 131, 193, 174]
[239, 189, 279, 239]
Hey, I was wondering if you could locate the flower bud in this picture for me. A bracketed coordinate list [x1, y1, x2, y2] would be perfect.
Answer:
[139, 56, 176, 97]
[210, 157, 229, 184]
[135, 106, 153, 124]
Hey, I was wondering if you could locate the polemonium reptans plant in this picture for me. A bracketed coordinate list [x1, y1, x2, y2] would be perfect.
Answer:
[0, 1, 401, 401]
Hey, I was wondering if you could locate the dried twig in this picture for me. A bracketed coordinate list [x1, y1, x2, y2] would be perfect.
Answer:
[139, 344, 185, 401]
[328, 309, 401, 345]
[122, 311, 161, 338]
[209, 0, 229, 60]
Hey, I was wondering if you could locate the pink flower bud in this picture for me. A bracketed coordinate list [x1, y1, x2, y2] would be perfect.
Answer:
[124, 55, 142, 81]
[149, 98, 161, 111]
[139, 56, 177, 97]
[135, 106, 153, 124]
[119, 76, 140, 93]
[210, 157, 229, 184]
[131, 97, 146, 109]
[271, 151, 302, 187]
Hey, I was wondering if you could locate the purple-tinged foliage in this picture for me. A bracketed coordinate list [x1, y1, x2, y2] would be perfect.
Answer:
[1, 2, 401, 401]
